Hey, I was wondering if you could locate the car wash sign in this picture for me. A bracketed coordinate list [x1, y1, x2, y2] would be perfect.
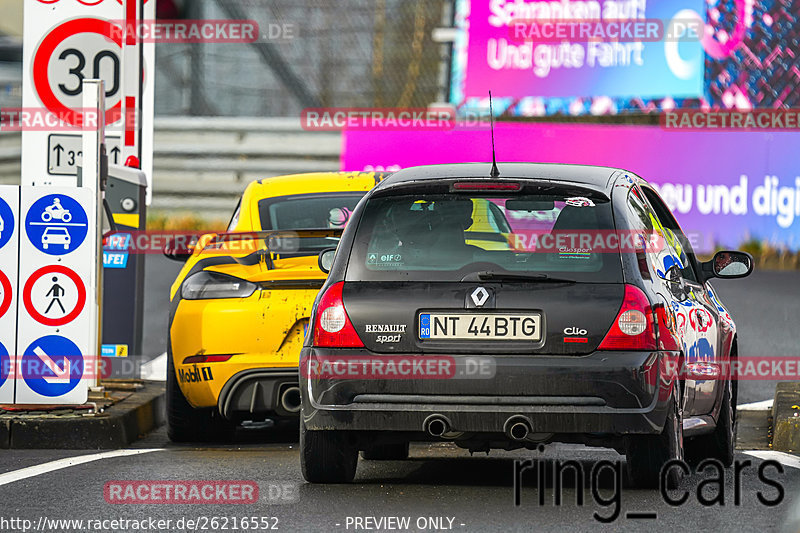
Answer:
[21, 0, 155, 190]
[15, 187, 97, 404]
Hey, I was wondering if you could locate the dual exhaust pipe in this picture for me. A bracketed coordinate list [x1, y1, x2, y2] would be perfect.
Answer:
[423, 414, 537, 442]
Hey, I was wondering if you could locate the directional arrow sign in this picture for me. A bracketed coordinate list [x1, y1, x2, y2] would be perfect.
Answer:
[48, 134, 121, 176]
[33, 346, 71, 385]
[20, 336, 85, 399]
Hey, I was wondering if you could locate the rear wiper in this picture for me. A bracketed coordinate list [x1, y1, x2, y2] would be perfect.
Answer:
[461, 271, 577, 283]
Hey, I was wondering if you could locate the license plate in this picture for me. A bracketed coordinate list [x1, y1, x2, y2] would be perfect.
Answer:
[419, 313, 541, 341]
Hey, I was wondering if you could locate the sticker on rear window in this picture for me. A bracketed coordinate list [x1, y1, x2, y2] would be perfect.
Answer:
[558, 247, 592, 260]
[367, 253, 403, 267]
[565, 197, 595, 207]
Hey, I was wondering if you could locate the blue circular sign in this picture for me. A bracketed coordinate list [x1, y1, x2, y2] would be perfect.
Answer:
[0, 342, 9, 388]
[25, 194, 88, 256]
[0, 197, 14, 250]
[22, 336, 84, 396]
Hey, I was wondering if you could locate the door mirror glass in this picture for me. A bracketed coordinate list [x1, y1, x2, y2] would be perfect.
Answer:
[711, 251, 753, 278]
[318, 248, 336, 274]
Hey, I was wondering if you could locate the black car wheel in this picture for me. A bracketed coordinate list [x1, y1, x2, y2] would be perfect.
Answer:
[691, 375, 736, 467]
[300, 418, 358, 483]
[627, 385, 684, 489]
[166, 345, 236, 443]
[361, 442, 410, 460]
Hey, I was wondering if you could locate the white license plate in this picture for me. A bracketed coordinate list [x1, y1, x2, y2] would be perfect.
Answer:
[419, 313, 541, 341]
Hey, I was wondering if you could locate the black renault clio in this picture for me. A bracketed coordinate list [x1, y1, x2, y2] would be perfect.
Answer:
[299, 163, 752, 487]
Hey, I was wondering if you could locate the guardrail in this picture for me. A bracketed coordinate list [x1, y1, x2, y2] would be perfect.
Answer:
[0, 117, 343, 218]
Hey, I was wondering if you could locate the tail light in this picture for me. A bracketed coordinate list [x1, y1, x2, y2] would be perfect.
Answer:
[598, 284, 657, 351]
[313, 281, 364, 347]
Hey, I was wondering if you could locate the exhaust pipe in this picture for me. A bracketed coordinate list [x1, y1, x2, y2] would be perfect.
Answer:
[504, 416, 533, 442]
[279, 386, 301, 413]
[423, 415, 451, 437]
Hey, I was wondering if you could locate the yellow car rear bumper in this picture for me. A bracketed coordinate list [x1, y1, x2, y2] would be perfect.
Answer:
[170, 293, 312, 416]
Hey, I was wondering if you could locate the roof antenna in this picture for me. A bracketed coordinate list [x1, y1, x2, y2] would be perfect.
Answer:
[488, 91, 500, 178]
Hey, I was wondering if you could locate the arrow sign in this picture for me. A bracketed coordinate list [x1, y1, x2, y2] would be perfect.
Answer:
[47, 134, 121, 176]
[21, 336, 84, 398]
[33, 346, 70, 385]
[53, 143, 64, 167]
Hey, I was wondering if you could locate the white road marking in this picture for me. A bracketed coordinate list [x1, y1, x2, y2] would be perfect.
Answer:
[141, 352, 167, 381]
[0, 448, 164, 488]
[738, 399, 774, 411]
[743, 450, 800, 470]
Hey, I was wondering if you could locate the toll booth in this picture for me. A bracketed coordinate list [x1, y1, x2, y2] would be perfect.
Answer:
[101, 165, 147, 378]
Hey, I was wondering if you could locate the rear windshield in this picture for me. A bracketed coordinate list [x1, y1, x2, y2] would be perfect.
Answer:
[258, 193, 365, 231]
[346, 191, 622, 283]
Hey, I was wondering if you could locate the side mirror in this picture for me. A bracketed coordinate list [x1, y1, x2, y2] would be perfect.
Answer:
[318, 248, 336, 274]
[703, 251, 754, 279]
[163, 236, 193, 262]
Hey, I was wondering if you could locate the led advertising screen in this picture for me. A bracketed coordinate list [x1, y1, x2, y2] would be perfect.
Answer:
[451, 0, 800, 115]
[342, 123, 800, 252]
[460, 0, 705, 100]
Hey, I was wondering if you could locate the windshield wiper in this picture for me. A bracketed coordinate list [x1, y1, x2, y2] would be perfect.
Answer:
[461, 271, 577, 283]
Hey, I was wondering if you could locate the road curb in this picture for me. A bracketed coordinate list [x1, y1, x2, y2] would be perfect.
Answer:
[0, 381, 165, 449]
[772, 382, 800, 453]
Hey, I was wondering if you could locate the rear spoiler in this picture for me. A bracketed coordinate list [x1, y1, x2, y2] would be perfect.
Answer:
[200, 229, 343, 269]
[164, 229, 343, 263]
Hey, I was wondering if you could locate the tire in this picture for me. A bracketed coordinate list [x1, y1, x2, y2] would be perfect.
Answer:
[300, 419, 358, 483]
[166, 348, 235, 443]
[62, 213, 72, 223]
[361, 442, 409, 460]
[690, 376, 736, 466]
[626, 385, 684, 489]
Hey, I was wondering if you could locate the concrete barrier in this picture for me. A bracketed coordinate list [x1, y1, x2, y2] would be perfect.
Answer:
[772, 382, 800, 453]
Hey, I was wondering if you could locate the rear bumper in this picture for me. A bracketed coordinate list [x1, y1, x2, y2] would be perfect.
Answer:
[218, 369, 300, 420]
[300, 349, 679, 436]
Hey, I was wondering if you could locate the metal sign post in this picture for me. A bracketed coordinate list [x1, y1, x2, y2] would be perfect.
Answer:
[82, 79, 106, 388]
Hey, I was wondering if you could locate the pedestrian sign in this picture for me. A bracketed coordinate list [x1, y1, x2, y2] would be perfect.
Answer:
[22, 265, 86, 327]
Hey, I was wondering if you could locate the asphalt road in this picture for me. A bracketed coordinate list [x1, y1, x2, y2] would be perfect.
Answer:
[1, 426, 799, 532]
[0, 263, 797, 532]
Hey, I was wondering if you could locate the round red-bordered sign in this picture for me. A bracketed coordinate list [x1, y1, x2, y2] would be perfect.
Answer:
[32, 18, 123, 127]
[0, 270, 11, 319]
[23, 265, 87, 327]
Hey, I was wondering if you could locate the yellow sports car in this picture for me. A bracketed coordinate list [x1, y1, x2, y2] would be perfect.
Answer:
[165, 171, 385, 441]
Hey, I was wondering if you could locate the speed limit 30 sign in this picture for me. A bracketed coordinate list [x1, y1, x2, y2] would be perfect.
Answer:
[21, 0, 154, 190]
